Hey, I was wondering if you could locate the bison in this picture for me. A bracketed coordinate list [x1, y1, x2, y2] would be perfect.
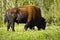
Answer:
[3, 5, 46, 31]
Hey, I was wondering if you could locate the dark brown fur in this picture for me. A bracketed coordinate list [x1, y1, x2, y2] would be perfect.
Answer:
[16, 5, 43, 30]
[4, 5, 46, 31]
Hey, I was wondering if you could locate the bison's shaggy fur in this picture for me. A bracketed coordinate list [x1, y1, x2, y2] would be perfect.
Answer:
[3, 5, 46, 31]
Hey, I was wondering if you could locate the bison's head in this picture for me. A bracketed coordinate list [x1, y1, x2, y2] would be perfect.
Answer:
[40, 17, 46, 30]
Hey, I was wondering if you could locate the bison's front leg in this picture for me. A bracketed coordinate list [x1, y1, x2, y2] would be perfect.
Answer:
[24, 11, 34, 31]
[24, 22, 30, 31]
[24, 22, 35, 31]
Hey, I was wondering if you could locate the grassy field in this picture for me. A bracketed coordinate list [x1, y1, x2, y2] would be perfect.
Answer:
[0, 0, 60, 40]
[0, 24, 60, 40]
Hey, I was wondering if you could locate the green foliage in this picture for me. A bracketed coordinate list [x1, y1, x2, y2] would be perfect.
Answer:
[42, 0, 60, 26]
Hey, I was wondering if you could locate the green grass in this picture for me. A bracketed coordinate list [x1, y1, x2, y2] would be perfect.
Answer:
[0, 24, 60, 40]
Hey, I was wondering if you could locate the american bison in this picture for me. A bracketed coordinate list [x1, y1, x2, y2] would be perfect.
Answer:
[3, 5, 46, 31]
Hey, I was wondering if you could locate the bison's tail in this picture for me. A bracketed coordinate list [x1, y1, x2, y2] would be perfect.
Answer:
[3, 14, 8, 23]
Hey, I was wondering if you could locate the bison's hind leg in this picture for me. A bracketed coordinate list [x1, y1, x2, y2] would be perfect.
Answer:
[7, 22, 11, 31]
[7, 22, 15, 31]
[10, 22, 15, 31]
